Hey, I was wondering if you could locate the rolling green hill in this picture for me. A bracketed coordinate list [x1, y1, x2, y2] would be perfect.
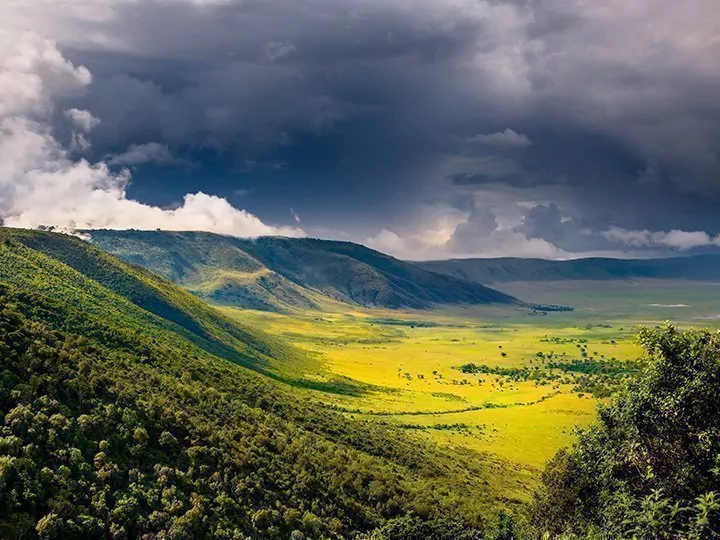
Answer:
[419, 255, 720, 284]
[87, 230, 517, 310]
[0, 228, 516, 538]
[0, 228, 300, 373]
[80, 230, 320, 312]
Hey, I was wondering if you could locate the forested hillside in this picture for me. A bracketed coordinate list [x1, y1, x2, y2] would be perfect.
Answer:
[0, 228, 509, 539]
[531, 326, 720, 538]
[87, 230, 517, 311]
[2, 228, 719, 538]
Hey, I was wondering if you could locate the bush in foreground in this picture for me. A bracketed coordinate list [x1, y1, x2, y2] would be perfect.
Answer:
[530, 325, 720, 538]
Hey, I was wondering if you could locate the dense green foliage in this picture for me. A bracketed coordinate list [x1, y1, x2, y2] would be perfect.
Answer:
[8, 228, 720, 539]
[87, 230, 517, 310]
[0, 229, 298, 374]
[530, 326, 720, 538]
[455, 355, 637, 398]
[0, 229, 504, 538]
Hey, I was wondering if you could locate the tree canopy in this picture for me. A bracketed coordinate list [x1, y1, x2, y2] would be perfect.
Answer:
[530, 325, 720, 538]
[0, 229, 498, 539]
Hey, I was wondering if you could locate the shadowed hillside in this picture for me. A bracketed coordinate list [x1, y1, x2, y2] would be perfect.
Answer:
[87, 230, 518, 310]
[419, 255, 720, 284]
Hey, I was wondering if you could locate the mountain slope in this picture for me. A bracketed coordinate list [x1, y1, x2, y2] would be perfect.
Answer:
[420, 255, 720, 284]
[0, 228, 299, 372]
[87, 230, 518, 310]
[236, 236, 516, 308]
[0, 227, 511, 538]
[80, 229, 319, 311]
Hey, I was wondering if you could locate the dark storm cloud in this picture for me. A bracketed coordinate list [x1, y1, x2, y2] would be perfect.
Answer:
[3, 0, 719, 256]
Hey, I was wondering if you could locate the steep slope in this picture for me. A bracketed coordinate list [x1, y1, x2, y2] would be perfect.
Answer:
[0, 228, 299, 373]
[0, 228, 506, 538]
[420, 255, 720, 284]
[88, 230, 518, 310]
[82, 229, 319, 312]
[235, 236, 516, 308]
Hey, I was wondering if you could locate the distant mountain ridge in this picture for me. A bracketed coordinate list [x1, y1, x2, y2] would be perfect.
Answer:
[419, 255, 720, 284]
[87, 230, 517, 310]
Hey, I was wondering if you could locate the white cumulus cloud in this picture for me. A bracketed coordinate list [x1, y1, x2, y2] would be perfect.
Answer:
[65, 108, 100, 132]
[0, 32, 303, 238]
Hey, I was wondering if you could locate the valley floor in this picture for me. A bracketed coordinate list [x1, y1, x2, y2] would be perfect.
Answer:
[222, 279, 720, 495]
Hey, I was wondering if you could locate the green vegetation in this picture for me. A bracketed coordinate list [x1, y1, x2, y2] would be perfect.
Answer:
[0, 228, 300, 374]
[0, 229, 512, 538]
[530, 326, 720, 538]
[229, 303, 649, 470]
[4, 227, 720, 538]
[87, 230, 517, 310]
[221, 274, 720, 490]
[81, 229, 320, 312]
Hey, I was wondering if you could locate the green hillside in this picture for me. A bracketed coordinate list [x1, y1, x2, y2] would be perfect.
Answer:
[0, 228, 300, 374]
[87, 230, 517, 311]
[0, 228, 516, 538]
[420, 255, 720, 284]
[80, 230, 319, 312]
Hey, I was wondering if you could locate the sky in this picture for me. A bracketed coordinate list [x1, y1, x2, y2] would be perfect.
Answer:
[1, 0, 719, 260]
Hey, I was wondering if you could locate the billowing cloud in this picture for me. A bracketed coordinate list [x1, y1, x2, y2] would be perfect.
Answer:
[0, 33, 302, 238]
[515, 203, 565, 242]
[65, 108, 100, 132]
[448, 206, 498, 249]
[366, 224, 569, 261]
[366, 229, 412, 256]
[366, 200, 569, 260]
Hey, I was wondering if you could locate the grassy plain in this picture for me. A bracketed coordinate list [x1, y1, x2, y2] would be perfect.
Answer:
[221, 279, 720, 489]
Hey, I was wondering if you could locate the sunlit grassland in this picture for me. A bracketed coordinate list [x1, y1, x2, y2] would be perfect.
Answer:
[221, 279, 720, 486]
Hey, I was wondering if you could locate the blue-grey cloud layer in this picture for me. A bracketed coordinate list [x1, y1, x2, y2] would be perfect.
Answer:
[5, 0, 719, 256]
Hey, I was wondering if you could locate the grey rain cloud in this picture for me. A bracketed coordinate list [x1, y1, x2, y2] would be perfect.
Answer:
[1, 0, 719, 258]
